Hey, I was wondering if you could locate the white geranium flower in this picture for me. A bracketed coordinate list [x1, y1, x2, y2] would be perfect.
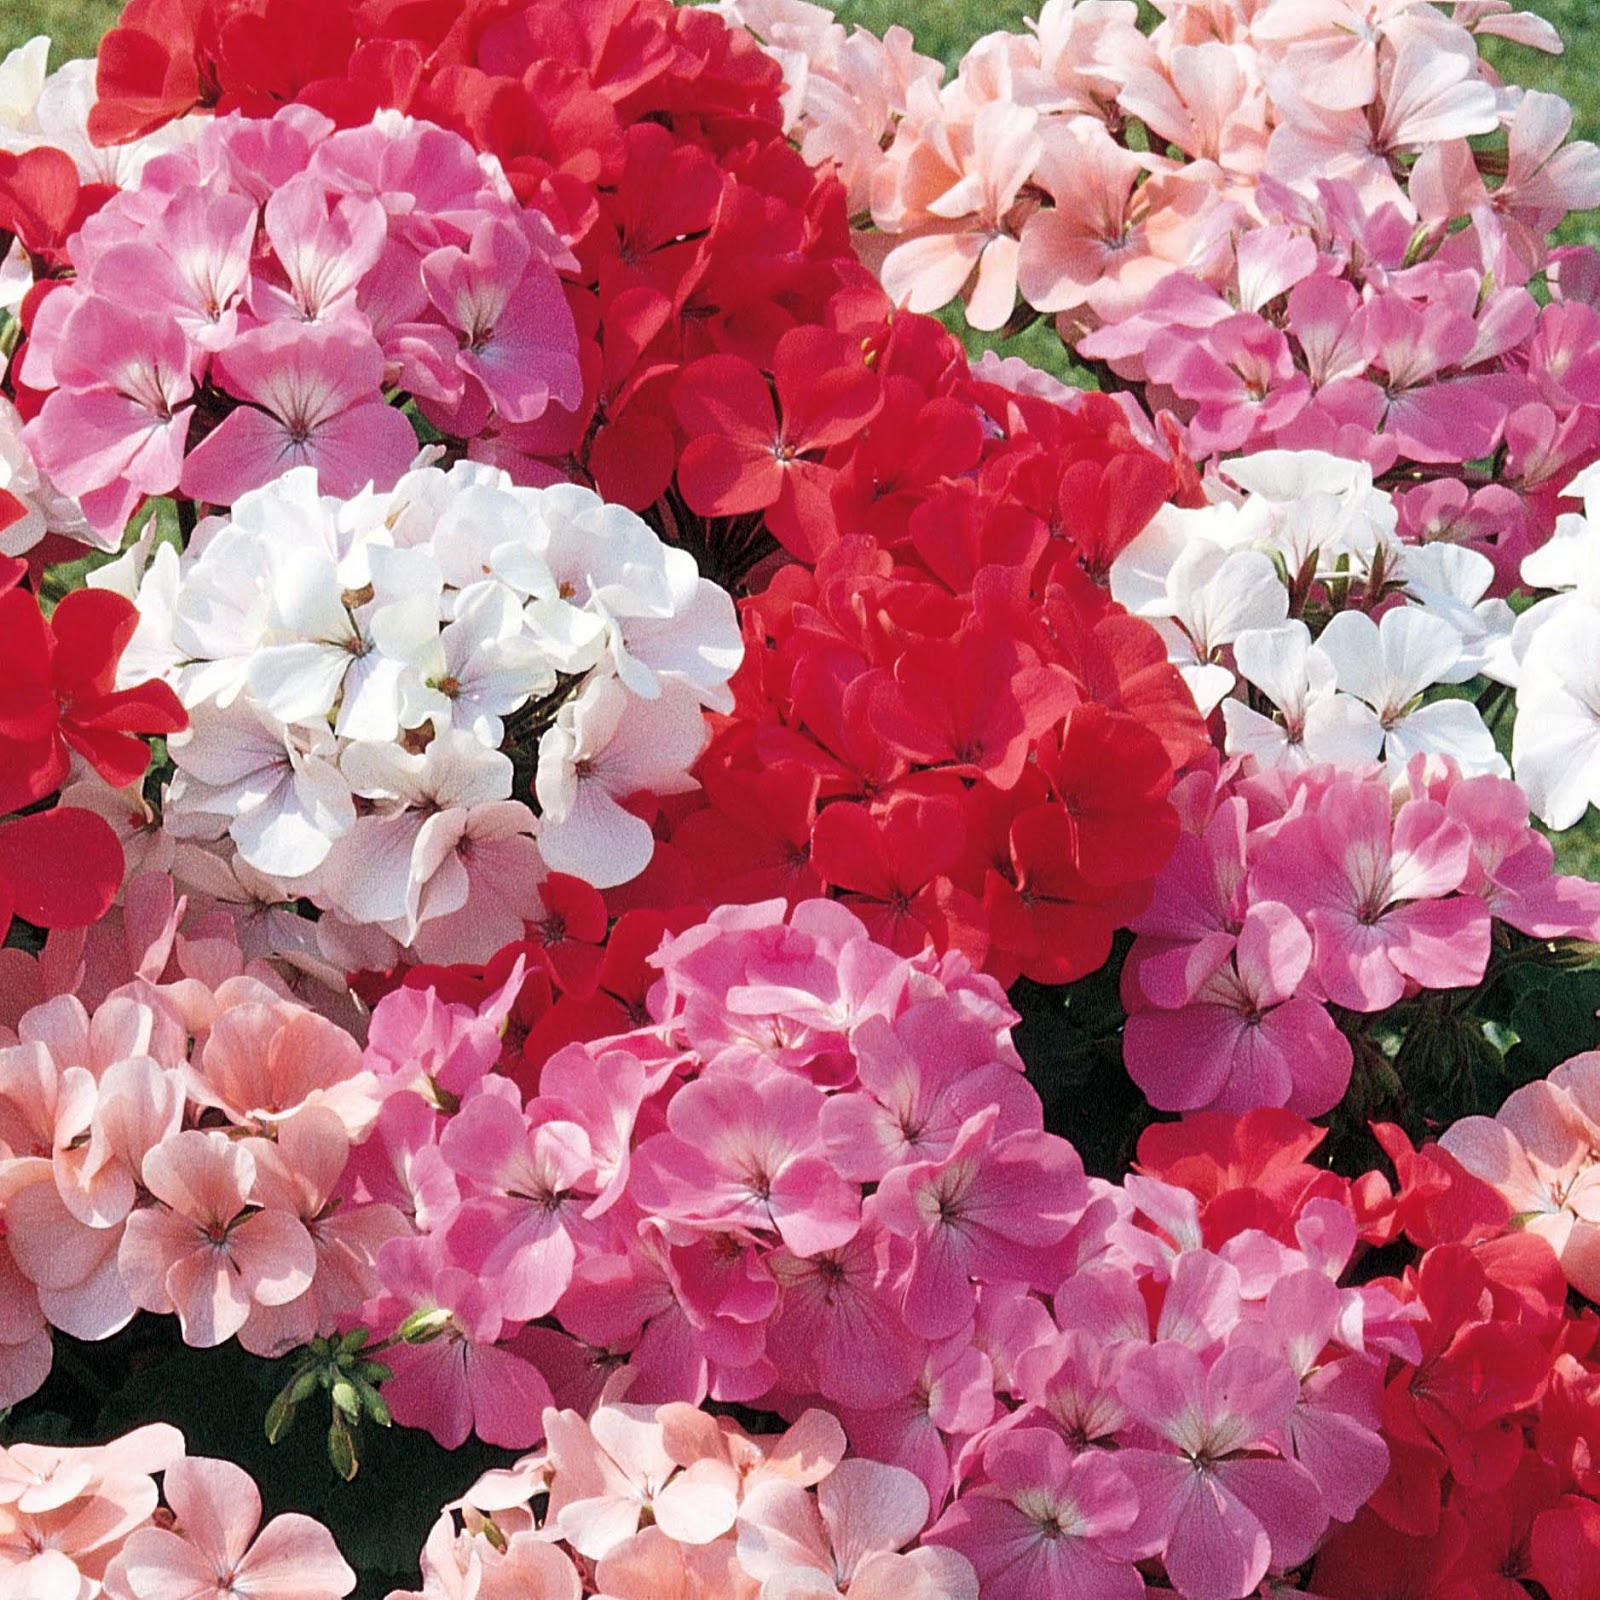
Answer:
[1316, 606, 1506, 776]
[536, 677, 710, 887]
[1223, 621, 1383, 771]
[165, 701, 355, 879]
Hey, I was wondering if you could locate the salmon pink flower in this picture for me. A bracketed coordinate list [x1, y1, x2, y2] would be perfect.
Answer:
[117, 1129, 316, 1347]
[116, 1456, 355, 1600]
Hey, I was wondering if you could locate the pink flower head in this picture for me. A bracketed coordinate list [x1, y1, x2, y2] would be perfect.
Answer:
[116, 1456, 354, 1600]
[1115, 1341, 1328, 1600]
[1251, 774, 1490, 1011]
[630, 1067, 861, 1256]
[179, 321, 418, 505]
[873, 1108, 1087, 1338]
[925, 1429, 1140, 1600]
[415, 216, 583, 436]
[1124, 901, 1354, 1117]
[1440, 1055, 1600, 1301]
[118, 1129, 316, 1347]
[737, 1457, 978, 1600]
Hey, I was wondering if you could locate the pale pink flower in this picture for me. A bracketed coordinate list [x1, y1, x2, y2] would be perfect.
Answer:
[117, 1129, 316, 1346]
[737, 1458, 977, 1600]
[1116, 1342, 1328, 1600]
[179, 321, 418, 506]
[543, 1405, 739, 1560]
[190, 998, 378, 1137]
[1440, 1055, 1600, 1300]
[593, 1527, 759, 1600]
[117, 1456, 354, 1600]
[878, 99, 1041, 331]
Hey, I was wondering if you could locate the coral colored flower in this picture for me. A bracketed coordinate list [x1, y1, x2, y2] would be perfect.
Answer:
[118, 1130, 316, 1347]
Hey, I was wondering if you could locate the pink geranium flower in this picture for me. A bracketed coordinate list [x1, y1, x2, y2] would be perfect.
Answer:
[1123, 901, 1354, 1116]
[178, 321, 419, 505]
[117, 1129, 316, 1347]
[1440, 1054, 1600, 1300]
[116, 1456, 355, 1600]
[737, 1457, 977, 1600]
[924, 1429, 1141, 1600]
[1251, 775, 1491, 1011]
[873, 1107, 1086, 1337]
[1115, 1341, 1328, 1600]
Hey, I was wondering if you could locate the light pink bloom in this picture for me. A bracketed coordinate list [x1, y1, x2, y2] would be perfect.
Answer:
[737, 1458, 977, 1600]
[118, 1129, 316, 1346]
[117, 1456, 354, 1600]
[179, 321, 418, 505]
[1440, 1055, 1600, 1300]
[543, 1405, 739, 1560]
[879, 100, 1041, 332]
[593, 1527, 759, 1600]
[190, 998, 378, 1137]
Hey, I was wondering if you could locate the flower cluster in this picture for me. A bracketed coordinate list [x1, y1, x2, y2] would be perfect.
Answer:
[81, 0, 870, 518]
[1123, 753, 1600, 1115]
[0, 1424, 355, 1600]
[0, 877, 410, 1400]
[391, 1403, 979, 1600]
[729, 0, 1600, 576]
[631, 318, 1211, 988]
[14, 101, 580, 541]
[353, 901, 1401, 1599]
[112, 459, 740, 965]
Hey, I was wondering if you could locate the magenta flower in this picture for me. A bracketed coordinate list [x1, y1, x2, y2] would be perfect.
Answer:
[925, 1429, 1143, 1600]
[1251, 775, 1491, 1011]
[117, 1455, 355, 1600]
[362, 1229, 552, 1450]
[178, 320, 419, 505]
[1124, 901, 1354, 1117]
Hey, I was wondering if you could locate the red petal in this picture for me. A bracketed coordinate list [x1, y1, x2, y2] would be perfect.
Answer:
[50, 588, 141, 698]
[0, 807, 123, 928]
